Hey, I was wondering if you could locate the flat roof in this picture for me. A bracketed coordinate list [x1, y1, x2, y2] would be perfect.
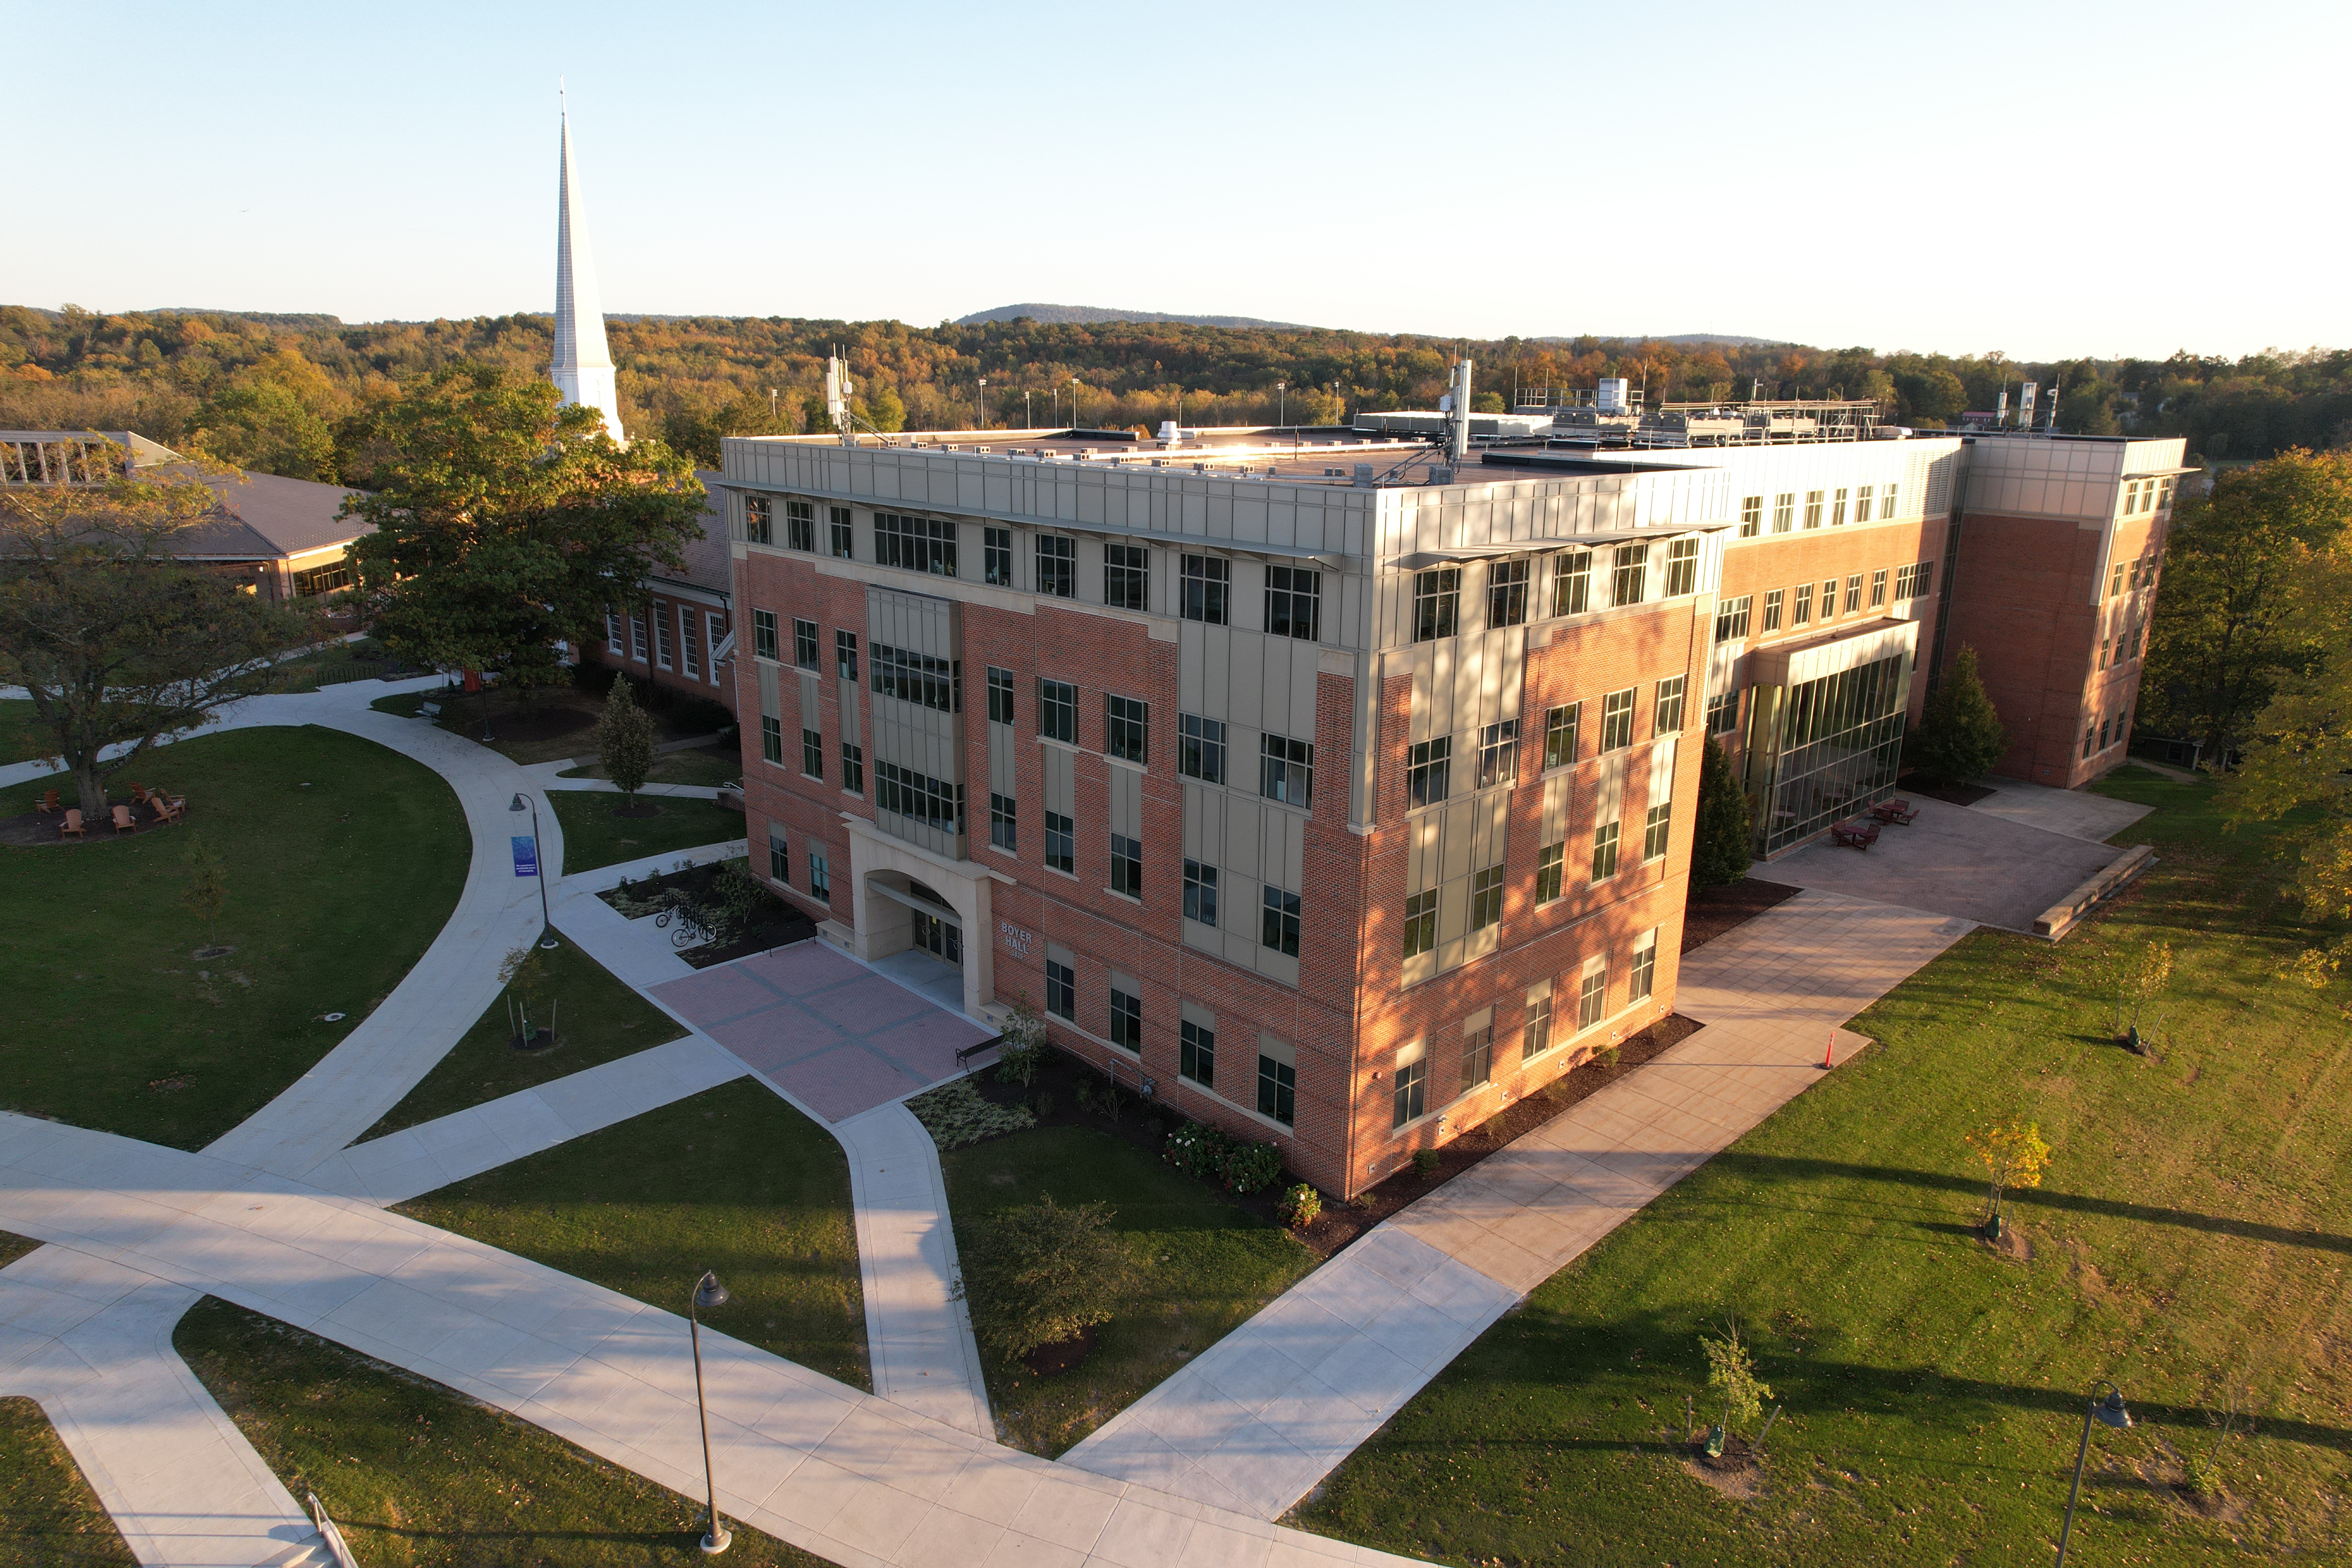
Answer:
[733, 427, 1483, 489]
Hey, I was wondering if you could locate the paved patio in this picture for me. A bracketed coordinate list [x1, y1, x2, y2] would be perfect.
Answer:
[1761, 796, 2134, 932]
[651, 943, 992, 1124]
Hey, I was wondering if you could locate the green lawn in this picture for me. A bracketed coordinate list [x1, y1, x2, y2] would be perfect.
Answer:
[548, 790, 744, 874]
[0, 697, 54, 766]
[557, 744, 742, 789]
[1297, 771, 2352, 1565]
[0, 726, 469, 1148]
[395, 1079, 867, 1389]
[371, 686, 725, 767]
[943, 1124, 1318, 1458]
[359, 941, 687, 1140]
[175, 1297, 829, 1568]
[0, 1397, 135, 1568]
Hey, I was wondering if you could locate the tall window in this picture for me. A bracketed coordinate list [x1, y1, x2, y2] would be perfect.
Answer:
[760, 715, 782, 764]
[1181, 555, 1230, 624]
[1630, 934, 1657, 1001]
[1535, 842, 1565, 903]
[801, 727, 824, 777]
[793, 618, 819, 670]
[983, 525, 1013, 585]
[768, 830, 788, 883]
[840, 739, 865, 793]
[1261, 885, 1301, 958]
[1183, 859, 1218, 925]
[1664, 539, 1699, 597]
[1105, 695, 1148, 764]
[1762, 588, 1783, 631]
[875, 511, 957, 576]
[1524, 989, 1554, 1057]
[1035, 534, 1075, 597]
[1110, 833, 1142, 899]
[1475, 720, 1519, 789]
[1854, 484, 1874, 522]
[1830, 487, 1849, 527]
[1407, 738, 1451, 807]
[1792, 583, 1813, 626]
[744, 496, 774, 545]
[1611, 544, 1647, 606]
[1106, 543, 1149, 610]
[1739, 496, 1762, 537]
[654, 606, 674, 670]
[1487, 559, 1530, 627]
[1414, 568, 1461, 641]
[1261, 733, 1314, 807]
[1460, 1015, 1494, 1092]
[1266, 566, 1322, 639]
[1044, 809, 1075, 873]
[606, 612, 625, 655]
[628, 611, 647, 662]
[875, 762, 961, 833]
[1844, 574, 1863, 614]
[987, 667, 1014, 725]
[1180, 1017, 1216, 1087]
[1179, 714, 1226, 783]
[1820, 578, 1839, 619]
[1392, 1052, 1427, 1128]
[1654, 676, 1686, 735]
[1707, 689, 1742, 735]
[1601, 688, 1635, 751]
[1803, 490, 1824, 529]
[1469, 864, 1504, 931]
[1644, 798, 1672, 861]
[1257, 1042, 1295, 1126]
[1578, 965, 1608, 1029]
[829, 506, 853, 558]
[873, 644, 958, 710]
[836, 630, 859, 680]
[1870, 569, 1888, 608]
[1772, 493, 1795, 533]
[1715, 595, 1752, 644]
[1038, 678, 1077, 743]
[786, 499, 816, 551]
[1402, 890, 1436, 957]
[1045, 956, 1075, 1020]
[1553, 549, 1593, 615]
[1591, 820, 1620, 882]
[1882, 483, 1899, 518]
[1544, 703, 1580, 769]
[1110, 983, 1148, 1053]
[990, 791, 1016, 850]
[680, 609, 701, 678]
[809, 848, 831, 900]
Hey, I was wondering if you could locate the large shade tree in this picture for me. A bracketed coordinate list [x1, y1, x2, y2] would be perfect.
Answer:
[343, 364, 706, 694]
[0, 464, 320, 815]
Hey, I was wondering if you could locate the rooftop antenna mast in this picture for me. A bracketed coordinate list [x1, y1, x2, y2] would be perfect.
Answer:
[826, 347, 883, 444]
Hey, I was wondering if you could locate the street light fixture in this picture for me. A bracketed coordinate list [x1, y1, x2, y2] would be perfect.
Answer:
[2054, 1381, 2132, 1567]
[977, 376, 986, 432]
[508, 793, 557, 949]
[689, 1270, 732, 1555]
[1277, 380, 1286, 426]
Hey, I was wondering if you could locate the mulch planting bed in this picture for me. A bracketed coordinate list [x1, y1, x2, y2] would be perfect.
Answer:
[599, 859, 816, 969]
[1681, 876, 1802, 953]
[965, 1011, 1703, 1262]
[1898, 771, 1999, 807]
[0, 799, 187, 847]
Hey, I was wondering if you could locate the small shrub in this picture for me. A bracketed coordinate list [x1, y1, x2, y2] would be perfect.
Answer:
[1074, 1079, 1096, 1115]
[1412, 1148, 1440, 1178]
[906, 1080, 1035, 1151]
[1225, 1140, 1283, 1194]
[995, 997, 1048, 1086]
[1031, 1090, 1055, 1119]
[954, 1195, 1140, 1361]
[1277, 1183, 1323, 1229]
[1164, 1119, 1234, 1181]
[1701, 1318, 1774, 1439]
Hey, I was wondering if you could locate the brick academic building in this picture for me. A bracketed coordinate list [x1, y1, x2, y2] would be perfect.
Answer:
[717, 394, 2187, 1197]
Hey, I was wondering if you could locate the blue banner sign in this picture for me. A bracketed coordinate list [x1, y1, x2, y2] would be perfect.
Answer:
[512, 835, 539, 878]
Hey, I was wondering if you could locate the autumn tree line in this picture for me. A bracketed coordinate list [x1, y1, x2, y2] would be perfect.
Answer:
[5, 302, 2347, 482]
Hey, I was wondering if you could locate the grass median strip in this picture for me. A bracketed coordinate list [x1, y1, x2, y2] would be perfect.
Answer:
[359, 940, 688, 1141]
[549, 790, 744, 875]
[395, 1078, 867, 1389]
[1296, 772, 2352, 1565]
[0, 726, 467, 1148]
[942, 1124, 1317, 1458]
[175, 1296, 829, 1568]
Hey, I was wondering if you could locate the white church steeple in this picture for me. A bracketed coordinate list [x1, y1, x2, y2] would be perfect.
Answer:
[551, 98, 625, 444]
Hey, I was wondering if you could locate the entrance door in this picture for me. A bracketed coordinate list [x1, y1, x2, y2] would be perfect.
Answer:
[911, 909, 962, 966]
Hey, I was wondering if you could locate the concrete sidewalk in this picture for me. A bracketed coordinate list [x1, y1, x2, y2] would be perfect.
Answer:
[0, 1112, 1427, 1568]
[1065, 889, 1973, 1521]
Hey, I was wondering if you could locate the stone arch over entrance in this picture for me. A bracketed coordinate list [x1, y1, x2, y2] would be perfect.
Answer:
[842, 816, 996, 1022]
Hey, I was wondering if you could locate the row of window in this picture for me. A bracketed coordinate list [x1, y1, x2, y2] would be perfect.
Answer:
[749, 493, 1328, 641]
[608, 602, 728, 686]
[2084, 704, 2133, 758]
[2120, 476, 2174, 516]
[1040, 971, 1301, 1128]
[764, 828, 832, 901]
[1735, 483, 1902, 537]
[1405, 680, 1681, 815]
[1402, 787, 1670, 958]
[1412, 539, 1702, 643]
[1392, 935, 1659, 1128]
[2107, 552, 2158, 600]
[1709, 560, 1936, 647]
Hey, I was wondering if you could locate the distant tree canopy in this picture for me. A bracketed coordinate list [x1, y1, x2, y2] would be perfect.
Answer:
[4, 302, 2346, 478]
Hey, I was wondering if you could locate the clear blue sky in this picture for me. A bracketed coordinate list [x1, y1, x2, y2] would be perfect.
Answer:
[7, 0, 2341, 360]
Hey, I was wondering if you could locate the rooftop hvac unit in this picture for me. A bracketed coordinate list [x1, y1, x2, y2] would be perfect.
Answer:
[1596, 377, 1630, 415]
[1428, 466, 1455, 484]
[1158, 420, 1180, 440]
[1353, 464, 1375, 486]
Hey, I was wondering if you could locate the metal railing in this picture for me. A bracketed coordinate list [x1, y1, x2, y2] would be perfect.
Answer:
[306, 1491, 355, 1567]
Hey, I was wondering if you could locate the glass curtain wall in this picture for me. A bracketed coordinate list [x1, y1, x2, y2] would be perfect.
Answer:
[1757, 654, 1908, 852]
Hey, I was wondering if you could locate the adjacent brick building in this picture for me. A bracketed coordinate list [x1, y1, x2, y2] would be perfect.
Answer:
[576, 471, 738, 715]
[717, 407, 2185, 1197]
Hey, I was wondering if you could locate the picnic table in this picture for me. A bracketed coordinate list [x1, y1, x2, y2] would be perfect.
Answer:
[1868, 798, 1920, 826]
[1829, 818, 1881, 850]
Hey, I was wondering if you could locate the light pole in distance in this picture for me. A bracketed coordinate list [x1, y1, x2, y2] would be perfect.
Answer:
[689, 1270, 731, 1554]
[508, 793, 557, 949]
[2054, 1381, 2132, 1567]
[977, 376, 986, 431]
[1277, 380, 1286, 426]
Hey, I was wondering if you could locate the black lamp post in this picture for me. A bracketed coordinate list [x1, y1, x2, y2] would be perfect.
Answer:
[2054, 1380, 2131, 1567]
[689, 1270, 731, 1555]
[509, 793, 557, 949]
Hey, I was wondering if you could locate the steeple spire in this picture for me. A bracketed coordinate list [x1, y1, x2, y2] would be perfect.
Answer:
[552, 96, 625, 444]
